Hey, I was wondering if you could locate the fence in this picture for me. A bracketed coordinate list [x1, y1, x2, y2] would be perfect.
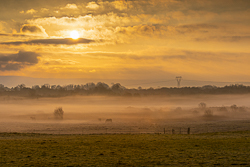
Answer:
[1, 120, 250, 135]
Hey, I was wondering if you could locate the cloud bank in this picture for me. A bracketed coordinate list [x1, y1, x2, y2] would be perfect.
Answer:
[0, 51, 40, 71]
[0, 38, 94, 45]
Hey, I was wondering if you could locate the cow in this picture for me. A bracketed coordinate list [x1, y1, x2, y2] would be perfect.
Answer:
[30, 116, 36, 120]
[105, 119, 112, 123]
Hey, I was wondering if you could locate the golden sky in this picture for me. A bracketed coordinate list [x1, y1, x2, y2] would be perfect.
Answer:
[0, 0, 250, 87]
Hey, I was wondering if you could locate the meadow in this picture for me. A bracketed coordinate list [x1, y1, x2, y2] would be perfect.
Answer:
[0, 95, 250, 166]
[0, 131, 249, 166]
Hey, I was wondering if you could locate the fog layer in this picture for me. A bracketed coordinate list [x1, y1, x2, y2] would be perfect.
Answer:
[0, 94, 250, 134]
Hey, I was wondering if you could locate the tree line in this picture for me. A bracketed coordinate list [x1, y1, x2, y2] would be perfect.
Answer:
[0, 83, 250, 97]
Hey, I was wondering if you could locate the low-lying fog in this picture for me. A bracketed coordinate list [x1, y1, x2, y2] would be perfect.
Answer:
[0, 94, 250, 134]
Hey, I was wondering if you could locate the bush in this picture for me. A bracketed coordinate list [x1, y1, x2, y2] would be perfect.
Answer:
[204, 109, 213, 117]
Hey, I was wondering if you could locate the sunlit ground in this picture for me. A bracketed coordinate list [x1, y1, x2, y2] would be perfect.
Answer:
[0, 131, 249, 166]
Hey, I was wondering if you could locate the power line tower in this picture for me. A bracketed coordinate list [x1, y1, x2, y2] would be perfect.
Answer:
[176, 76, 182, 88]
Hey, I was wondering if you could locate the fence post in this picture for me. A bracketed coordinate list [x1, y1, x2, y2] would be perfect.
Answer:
[187, 127, 190, 134]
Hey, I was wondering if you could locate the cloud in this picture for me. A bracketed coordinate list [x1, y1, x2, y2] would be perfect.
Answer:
[86, 2, 100, 10]
[61, 4, 78, 10]
[21, 25, 42, 33]
[195, 36, 250, 42]
[24, 13, 169, 41]
[41, 8, 49, 13]
[116, 24, 170, 37]
[111, 1, 129, 11]
[0, 38, 94, 45]
[20, 24, 47, 37]
[86, 52, 187, 61]
[116, 23, 219, 38]
[43, 58, 78, 65]
[26, 9, 37, 14]
[0, 33, 27, 37]
[0, 51, 40, 71]
[176, 24, 218, 34]
[0, 21, 7, 33]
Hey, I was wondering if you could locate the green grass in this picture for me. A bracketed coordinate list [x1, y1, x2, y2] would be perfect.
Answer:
[0, 131, 250, 166]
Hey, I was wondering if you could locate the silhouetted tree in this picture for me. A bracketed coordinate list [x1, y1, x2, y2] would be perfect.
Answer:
[111, 83, 124, 90]
[192, 110, 199, 115]
[238, 107, 247, 112]
[199, 102, 206, 109]
[32, 85, 40, 90]
[230, 104, 238, 112]
[175, 107, 182, 113]
[218, 106, 228, 112]
[204, 109, 213, 117]
[54, 107, 64, 120]
[95, 82, 110, 93]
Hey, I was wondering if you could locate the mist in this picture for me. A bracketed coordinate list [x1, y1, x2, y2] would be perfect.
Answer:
[0, 94, 250, 134]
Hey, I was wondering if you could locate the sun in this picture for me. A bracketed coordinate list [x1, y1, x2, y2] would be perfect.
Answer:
[70, 30, 79, 39]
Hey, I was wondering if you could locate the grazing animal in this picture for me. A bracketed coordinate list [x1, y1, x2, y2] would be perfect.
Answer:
[105, 119, 112, 123]
[30, 116, 36, 120]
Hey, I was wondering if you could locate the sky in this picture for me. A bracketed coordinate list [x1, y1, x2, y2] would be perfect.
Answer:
[0, 0, 250, 88]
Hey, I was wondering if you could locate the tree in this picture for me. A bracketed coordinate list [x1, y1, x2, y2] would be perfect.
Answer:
[32, 85, 40, 90]
[230, 104, 238, 112]
[192, 110, 199, 115]
[219, 106, 228, 112]
[199, 102, 206, 109]
[54, 107, 64, 120]
[111, 83, 125, 90]
[175, 107, 182, 113]
[204, 109, 213, 117]
[239, 107, 247, 112]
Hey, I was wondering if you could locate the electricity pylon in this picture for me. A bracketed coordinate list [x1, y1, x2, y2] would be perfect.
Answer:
[176, 76, 182, 88]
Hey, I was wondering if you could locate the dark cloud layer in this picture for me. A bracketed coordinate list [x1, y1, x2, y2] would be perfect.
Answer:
[0, 38, 94, 45]
[195, 36, 250, 42]
[0, 33, 27, 37]
[176, 24, 218, 34]
[21, 24, 43, 33]
[87, 52, 187, 61]
[0, 51, 40, 71]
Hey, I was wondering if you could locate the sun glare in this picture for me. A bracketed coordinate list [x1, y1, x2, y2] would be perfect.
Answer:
[70, 30, 79, 39]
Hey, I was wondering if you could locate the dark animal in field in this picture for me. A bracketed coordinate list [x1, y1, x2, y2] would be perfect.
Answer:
[105, 119, 112, 123]
[30, 116, 36, 120]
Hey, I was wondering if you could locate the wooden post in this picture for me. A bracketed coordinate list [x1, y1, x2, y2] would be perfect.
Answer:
[172, 129, 175, 134]
[187, 127, 190, 134]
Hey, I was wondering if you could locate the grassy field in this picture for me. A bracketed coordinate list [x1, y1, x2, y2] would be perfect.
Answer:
[0, 131, 249, 166]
